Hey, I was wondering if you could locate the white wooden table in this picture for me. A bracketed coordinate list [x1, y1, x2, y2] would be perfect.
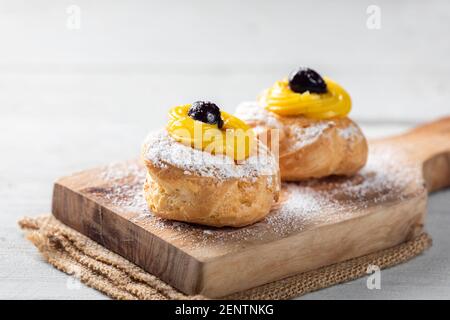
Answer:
[0, 0, 449, 299]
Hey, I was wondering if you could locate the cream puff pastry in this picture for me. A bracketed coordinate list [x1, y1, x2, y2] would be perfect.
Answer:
[142, 101, 280, 227]
[235, 67, 368, 181]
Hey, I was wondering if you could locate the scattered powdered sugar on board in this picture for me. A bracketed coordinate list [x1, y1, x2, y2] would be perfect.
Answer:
[265, 183, 343, 234]
[142, 130, 278, 181]
[84, 143, 422, 248]
[101, 162, 145, 181]
[88, 161, 150, 213]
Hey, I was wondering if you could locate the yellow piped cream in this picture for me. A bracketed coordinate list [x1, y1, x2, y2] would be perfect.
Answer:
[259, 77, 351, 119]
[167, 105, 254, 161]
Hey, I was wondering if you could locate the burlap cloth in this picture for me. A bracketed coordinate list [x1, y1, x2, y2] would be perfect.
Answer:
[19, 214, 432, 300]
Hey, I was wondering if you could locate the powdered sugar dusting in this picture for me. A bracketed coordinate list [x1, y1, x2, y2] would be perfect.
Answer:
[142, 130, 278, 181]
[93, 162, 149, 213]
[85, 143, 422, 249]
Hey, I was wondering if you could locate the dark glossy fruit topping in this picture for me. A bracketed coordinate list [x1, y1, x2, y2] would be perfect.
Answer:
[188, 101, 224, 128]
[288, 67, 327, 94]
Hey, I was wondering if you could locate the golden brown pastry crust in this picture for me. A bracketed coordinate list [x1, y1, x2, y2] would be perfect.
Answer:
[141, 131, 280, 227]
[236, 103, 368, 181]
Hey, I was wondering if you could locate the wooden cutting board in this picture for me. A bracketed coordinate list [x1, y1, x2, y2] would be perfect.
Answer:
[52, 117, 450, 298]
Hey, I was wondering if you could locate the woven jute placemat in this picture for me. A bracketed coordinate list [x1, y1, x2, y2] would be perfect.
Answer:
[18, 214, 432, 300]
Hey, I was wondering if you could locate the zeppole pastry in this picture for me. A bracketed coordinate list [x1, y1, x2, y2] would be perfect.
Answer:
[235, 67, 368, 181]
[141, 101, 280, 227]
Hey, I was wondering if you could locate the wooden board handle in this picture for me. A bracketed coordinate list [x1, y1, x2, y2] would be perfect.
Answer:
[386, 116, 450, 192]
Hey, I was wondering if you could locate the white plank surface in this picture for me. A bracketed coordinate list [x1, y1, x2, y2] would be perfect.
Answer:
[0, 0, 449, 299]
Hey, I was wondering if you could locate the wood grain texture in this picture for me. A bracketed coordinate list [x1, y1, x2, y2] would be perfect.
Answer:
[51, 118, 450, 297]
